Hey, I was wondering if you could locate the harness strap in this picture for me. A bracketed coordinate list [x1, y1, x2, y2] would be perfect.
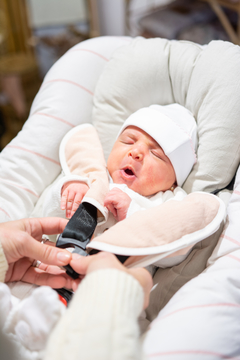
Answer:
[56, 202, 97, 279]
[56, 201, 132, 279]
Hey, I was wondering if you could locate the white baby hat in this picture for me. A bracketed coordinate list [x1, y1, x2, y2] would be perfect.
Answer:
[118, 103, 197, 186]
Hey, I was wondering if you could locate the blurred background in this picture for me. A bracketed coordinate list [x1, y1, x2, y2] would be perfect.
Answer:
[0, 0, 239, 149]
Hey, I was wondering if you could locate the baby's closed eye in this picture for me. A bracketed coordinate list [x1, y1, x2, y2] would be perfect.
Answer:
[120, 136, 135, 145]
[151, 149, 164, 160]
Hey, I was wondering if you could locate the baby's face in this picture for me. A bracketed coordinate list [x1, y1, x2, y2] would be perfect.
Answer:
[107, 126, 176, 196]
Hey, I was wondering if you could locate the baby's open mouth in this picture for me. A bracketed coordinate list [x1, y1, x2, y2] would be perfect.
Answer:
[124, 168, 134, 176]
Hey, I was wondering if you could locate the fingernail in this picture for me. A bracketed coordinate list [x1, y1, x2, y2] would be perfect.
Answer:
[72, 253, 82, 261]
[57, 251, 71, 264]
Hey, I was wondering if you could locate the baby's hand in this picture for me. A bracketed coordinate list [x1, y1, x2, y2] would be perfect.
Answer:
[61, 181, 89, 219]
[104, 187, 131, 221]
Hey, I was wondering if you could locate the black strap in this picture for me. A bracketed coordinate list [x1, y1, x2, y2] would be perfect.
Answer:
[56, 202, 129, 279]
[89, 248, 129, 264]
[56, 202, 97, 279]
[62, 202, 97, 241]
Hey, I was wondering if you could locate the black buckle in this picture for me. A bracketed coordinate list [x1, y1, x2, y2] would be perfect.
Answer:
[56, 233, 90, 279]
[56, 202, 130, 279]
[56, 202, 97, 279]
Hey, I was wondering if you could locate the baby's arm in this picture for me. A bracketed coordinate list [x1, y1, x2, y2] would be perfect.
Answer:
[43, 124, 109, 219]
[61, 181, 89, 219]
[60, 124, 109, 219]
[104, 188, 131, 222]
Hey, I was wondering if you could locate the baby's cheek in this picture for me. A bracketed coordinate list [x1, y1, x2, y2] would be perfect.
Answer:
[148, 165, 157, 182]
[144, 167, 156, 188]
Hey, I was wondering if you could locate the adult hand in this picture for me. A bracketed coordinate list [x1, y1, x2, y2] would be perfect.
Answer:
[0, 217, 73, 289]
[70, 252, 153, 309]
[61, 181, 89, 219]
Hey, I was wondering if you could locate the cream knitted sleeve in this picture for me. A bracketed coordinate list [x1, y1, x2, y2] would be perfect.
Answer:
[44, 269, 144, 360]
[0, 241, 8, 283]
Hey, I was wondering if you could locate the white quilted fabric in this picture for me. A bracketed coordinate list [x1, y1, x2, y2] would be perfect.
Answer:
[0, 36, 131, 222]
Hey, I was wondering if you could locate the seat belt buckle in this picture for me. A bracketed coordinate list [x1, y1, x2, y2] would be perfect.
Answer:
[56, 202, 98, 279]
[56, 233, 90, 279]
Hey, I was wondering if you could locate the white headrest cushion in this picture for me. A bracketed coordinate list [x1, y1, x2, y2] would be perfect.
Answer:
[93, 38, 240, 192]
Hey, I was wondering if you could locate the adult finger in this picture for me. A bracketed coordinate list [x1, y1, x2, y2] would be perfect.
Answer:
[20, 232, 71, 266]
[72, 278, 82, 292]
[70, 252, 125, 276]
[22, 267, 73, 289]
[0, 217, 68, 240]
[128, 267, 153, 309]
[27, 217, 68, 239]
[38, 262, 67, 275]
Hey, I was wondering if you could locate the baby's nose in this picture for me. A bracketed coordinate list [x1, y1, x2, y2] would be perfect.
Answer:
[128, 146, 145, 161]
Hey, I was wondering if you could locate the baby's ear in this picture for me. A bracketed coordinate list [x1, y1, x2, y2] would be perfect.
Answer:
[170, 183, 177, 191]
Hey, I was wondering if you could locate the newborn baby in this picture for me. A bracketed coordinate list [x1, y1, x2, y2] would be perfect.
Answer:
[59, 104, 197, 231]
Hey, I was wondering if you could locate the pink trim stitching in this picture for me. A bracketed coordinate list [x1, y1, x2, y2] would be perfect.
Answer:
[153, 302, 240, 324]
[220, 234, 240, 247]
[6, 145, 61, 166]
[0, 207, 11, 219]
[0, 178, 39, 198]
[69, 48, 109, 61]
[233, 190, 240, 196]
[33, 112, 75, 128]
[42, 79, 94, 96]
[148, 350, 240, 359]
[227, 254, 240, 263]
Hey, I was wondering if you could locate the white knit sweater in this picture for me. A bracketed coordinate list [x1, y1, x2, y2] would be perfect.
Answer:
[44, 269, 145, 360]
[0, 241, 145, 360]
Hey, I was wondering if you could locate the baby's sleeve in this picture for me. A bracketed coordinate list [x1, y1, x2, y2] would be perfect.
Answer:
[43, 124, 109, 220]
[127, 199, 145, 217]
